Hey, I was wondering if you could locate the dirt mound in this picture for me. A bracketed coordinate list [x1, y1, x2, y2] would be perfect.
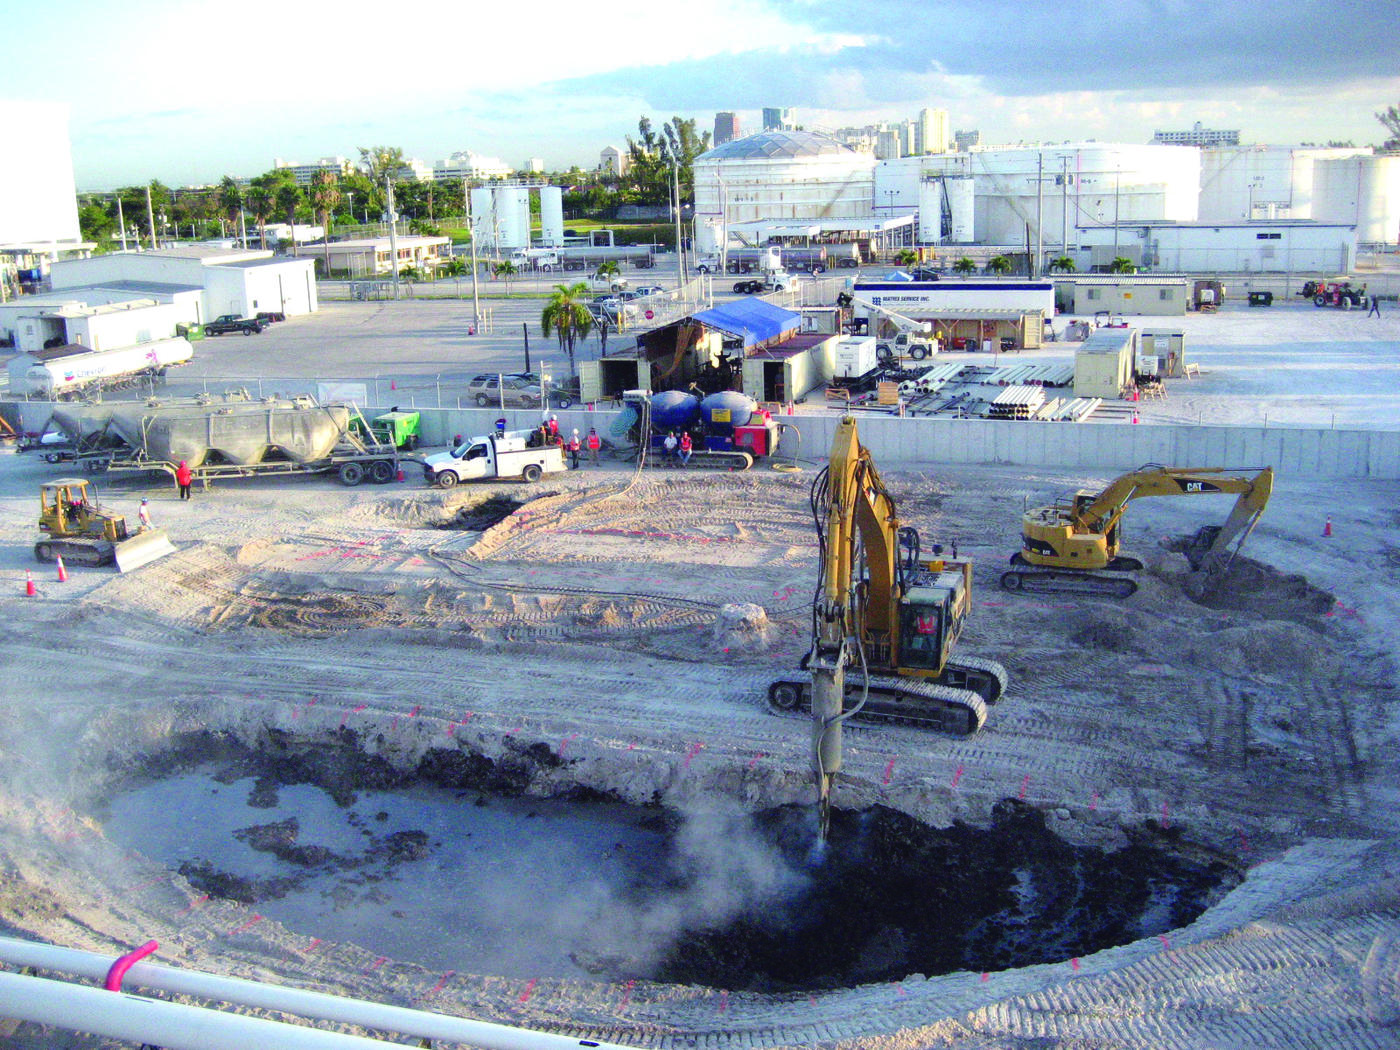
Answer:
[1197, 555, 1335, 621]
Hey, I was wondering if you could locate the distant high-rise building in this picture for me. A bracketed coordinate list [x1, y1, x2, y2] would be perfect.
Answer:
[599, 145, 627, 177]
[524, 158, 546, 174]
[954, 129, 980, 152]
[273, 156, 352, 186]
[431, 150, 513, 181]
[762, 107, 793, 132]
[918, 108, 950, 154]
[1153, 121, 1240, 147]
[714, 112, 740, 146]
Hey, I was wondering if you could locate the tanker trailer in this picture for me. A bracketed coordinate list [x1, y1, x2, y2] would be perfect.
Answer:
[18, 338, 194, 400]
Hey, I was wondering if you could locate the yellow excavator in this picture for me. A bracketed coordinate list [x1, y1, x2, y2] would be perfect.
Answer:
[1000, 465, 1274, 599]
[767, 415, 1008, 837]
[36, 478, 176, 572]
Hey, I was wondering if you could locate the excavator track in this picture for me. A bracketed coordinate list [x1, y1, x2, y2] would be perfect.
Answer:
[944, 654, 1009, 703]
[767, 674, 988, 736]
[641, 450, 754, 471]
[999, 552, 1139, 599]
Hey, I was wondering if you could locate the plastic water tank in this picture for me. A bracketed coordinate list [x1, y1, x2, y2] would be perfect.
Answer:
[650, 390, 700, 430]
[700, 391, 756, 435]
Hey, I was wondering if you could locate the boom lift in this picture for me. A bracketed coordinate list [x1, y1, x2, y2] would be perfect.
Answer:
[767, 416, 1008, 837]
[1000, 465, 1273, 599]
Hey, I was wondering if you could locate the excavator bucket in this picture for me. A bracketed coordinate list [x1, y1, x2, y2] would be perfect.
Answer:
[113, 529, 176, 573]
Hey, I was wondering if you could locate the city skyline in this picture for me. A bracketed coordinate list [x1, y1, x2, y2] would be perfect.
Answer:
[7, 0, 1398, 191]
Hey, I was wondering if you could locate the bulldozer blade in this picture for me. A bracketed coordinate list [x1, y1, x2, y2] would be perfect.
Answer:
[113, 529, 176, 573]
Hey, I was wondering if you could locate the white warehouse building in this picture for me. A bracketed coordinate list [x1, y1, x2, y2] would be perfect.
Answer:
[875, 143, 1202, 249]
[692, 130, 875, 255]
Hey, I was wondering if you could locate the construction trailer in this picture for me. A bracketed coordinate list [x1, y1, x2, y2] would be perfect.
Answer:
[1074, 328, 1139, 399]
[1053, 275, 1190, 316]
[740, 332, 837, 404]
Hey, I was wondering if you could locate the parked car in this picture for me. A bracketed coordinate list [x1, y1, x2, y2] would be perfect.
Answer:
[465, 373, 574, 409]
[631, 285, 666, 298]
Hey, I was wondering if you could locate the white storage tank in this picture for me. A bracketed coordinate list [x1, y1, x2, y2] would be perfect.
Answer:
[493, 186, 530, 250]
[1312, 154, 1400, 246]
[539, 186, 564, 247]
[469, 187, 495, 249]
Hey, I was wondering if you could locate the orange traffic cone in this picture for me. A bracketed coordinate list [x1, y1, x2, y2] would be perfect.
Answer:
[56, 556, 68, 583]
[1131, 410, 1139, 425]
[25, 571, 37, 596]
[1323, 517, 1332, 537]
[390, 379, 397, 391]
[395, 468, 405, 482]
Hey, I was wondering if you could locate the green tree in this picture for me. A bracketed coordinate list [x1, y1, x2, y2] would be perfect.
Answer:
[77, 197, 115, 244]
[309, 171, 340, 276]
[358, 146, 406, 217]
[1377, 104, 1400, 151]
[1048, 255, 1077, 273]
[276, 183, 301, 254]
[218, 176, 243, 237]
[953, 257, 977, 274]
[245, 186, 274, 248]
[594, 260, 620, 282]
[625, 115, 711, 206]
[1108, 256, 1136, 274]
[541, 281, 595, 377]
[895, 249, 919, 266]
[440, 257, 467, 279]
[986, 255, 1013, 275]
[492, 259, 518, 293]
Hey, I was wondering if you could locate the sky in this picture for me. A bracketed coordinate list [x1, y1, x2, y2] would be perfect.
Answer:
[6, 0, 1399, 191]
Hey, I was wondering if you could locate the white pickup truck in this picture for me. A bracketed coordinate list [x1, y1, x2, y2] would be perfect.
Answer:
[421, 430, 568, 487]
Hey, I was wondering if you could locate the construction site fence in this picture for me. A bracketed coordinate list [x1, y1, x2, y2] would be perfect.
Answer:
[7, 398, 1397, 479]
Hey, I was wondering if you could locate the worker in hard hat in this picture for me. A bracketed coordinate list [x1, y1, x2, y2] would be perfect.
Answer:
[566, 429, 582, 469]
[137, 498, 153, 531]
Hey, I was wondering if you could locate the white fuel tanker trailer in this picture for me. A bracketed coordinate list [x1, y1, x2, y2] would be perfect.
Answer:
[48, 391, 404, 487]
[10, 338, 194, 400]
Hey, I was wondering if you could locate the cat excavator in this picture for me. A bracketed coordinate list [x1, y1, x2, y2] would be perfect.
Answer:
[1000, 465, 1273, 599]
[767, 415, 1008, 838]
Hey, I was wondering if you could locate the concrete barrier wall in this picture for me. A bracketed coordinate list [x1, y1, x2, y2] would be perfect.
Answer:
[8, 400, 1398, 481]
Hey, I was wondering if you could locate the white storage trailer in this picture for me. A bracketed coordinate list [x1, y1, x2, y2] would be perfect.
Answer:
[1074, 328, 1138, 399]
[10, 337, 194, 399]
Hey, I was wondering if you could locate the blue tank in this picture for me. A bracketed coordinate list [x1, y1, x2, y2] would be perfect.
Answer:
[700, 391, 756, 435]
[650, 390, 700, 430]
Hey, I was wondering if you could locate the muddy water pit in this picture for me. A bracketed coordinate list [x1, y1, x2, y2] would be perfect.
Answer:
[99, 738, 1240, 993]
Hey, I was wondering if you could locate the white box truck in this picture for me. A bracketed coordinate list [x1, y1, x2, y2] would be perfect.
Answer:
[422, 430, 568, 487]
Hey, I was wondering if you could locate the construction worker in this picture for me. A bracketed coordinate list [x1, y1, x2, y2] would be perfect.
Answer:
[175, 460, 193, 501]
[663, 430, 679, 466]
[566, 428, 582, 469]
[547, 414, 560, 438]
[678, 430, 692, 467]
[1369, 293, 1382, 318]
[137, 498, 153, 531]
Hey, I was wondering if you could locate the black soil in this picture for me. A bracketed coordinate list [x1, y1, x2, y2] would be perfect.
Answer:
[653, 799, 1240, 993]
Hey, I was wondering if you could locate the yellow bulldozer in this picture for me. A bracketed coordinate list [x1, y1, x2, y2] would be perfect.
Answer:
[36, 479, 176, 572]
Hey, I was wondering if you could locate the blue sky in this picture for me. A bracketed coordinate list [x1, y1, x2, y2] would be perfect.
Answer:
[7, 0, 1399, 190]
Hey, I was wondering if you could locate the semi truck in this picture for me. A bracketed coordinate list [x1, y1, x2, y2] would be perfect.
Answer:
[422, 429, 568, 486]
[10, 338, 194, 400]
[47, 393, 404, 487]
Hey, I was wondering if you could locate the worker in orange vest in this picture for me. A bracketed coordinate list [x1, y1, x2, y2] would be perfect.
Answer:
[585, 427, 601, 465]
[566, 429, 582, 469]
[677, 430, 692, 467]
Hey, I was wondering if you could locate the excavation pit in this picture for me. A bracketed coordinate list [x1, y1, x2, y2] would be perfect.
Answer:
[96, 738, 1241, 994]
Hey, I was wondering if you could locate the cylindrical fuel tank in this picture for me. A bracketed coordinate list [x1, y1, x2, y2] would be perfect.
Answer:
[699, 391, 756, 435]
[650, 390, 700, 430]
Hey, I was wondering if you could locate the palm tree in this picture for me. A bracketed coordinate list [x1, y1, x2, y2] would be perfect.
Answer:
[541, 281, 595, 377]
[1108, 256, 1137, 274]
[357, 145, 405, 218]
[440, 257, 467, 279]
[217, 176, 243, 237]
[246, 186, 273, 249]
[953, 257, 977, 274]
[309, 171, 340, 277]
[1048, 255, 1077, 273]
[895, 249, 919, 267]
[276, 184, 301, 256]
[986, 255, 1013, 275]
[594, 260, 620, 286]
[492, 260, 518, 293]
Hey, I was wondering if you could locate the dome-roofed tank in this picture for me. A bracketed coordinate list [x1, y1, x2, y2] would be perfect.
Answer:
[650, 390, 700, 430]
[700, 391, 756, 435]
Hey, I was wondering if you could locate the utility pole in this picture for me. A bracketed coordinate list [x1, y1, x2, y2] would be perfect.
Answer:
[386, 174, 400, 300]
[465, 176, 481, 331]
[1034, 151, 1043, 279]
[1113, 166, 1121, 259]
[1060, 155, 1071, 256]
[116, 197, 128, 252]
[145, 185, 158, 250]
[673, 159, 684, 290]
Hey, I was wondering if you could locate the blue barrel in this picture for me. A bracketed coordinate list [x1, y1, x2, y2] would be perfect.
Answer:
[700, 391, 756, 435]
[650, 390, 700, 430]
